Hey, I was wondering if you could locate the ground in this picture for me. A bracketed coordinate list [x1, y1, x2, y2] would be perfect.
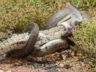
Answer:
[0, 49, 93, 72]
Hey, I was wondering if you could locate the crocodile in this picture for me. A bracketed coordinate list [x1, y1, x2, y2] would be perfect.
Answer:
[0, 2, 83, 58]
[4, 25, 67, 57]
[1, 19, 81, 58]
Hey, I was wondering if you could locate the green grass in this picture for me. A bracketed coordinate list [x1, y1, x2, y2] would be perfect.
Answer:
[0, 0, 66, 32]
[0, 0, 96, 32]
[74, 17, 96, 70]
[74, 19, 96, 56]
[68, 0, 96, 10]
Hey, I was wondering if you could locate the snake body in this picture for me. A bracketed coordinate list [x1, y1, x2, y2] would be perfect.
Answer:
[1, 23, 39, 58]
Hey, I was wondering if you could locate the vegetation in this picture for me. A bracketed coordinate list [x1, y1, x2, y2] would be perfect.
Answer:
[0, 0, 96, 71]
[0, 0, 66, 32]
[74, 17, 96, 70]
[69, 0, 96, 9]
[0, 0, 96, 32]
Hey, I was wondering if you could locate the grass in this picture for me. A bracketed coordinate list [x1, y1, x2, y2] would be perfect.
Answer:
[74, 16, 96, 70]
[0, 0, 96, 32]
[68, 0, 96, 10]
[0, 0, 66, 32]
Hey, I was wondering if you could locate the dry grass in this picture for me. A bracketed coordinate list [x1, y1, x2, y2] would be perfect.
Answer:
[0, 0, 66, 32]
[74, 16, 96, 70]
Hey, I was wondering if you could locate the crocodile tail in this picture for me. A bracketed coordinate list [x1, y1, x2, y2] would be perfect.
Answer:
[7, 23, 39, 58]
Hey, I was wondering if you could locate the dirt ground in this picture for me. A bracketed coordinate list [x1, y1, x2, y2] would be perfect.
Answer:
[0, 49, 93, 72]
